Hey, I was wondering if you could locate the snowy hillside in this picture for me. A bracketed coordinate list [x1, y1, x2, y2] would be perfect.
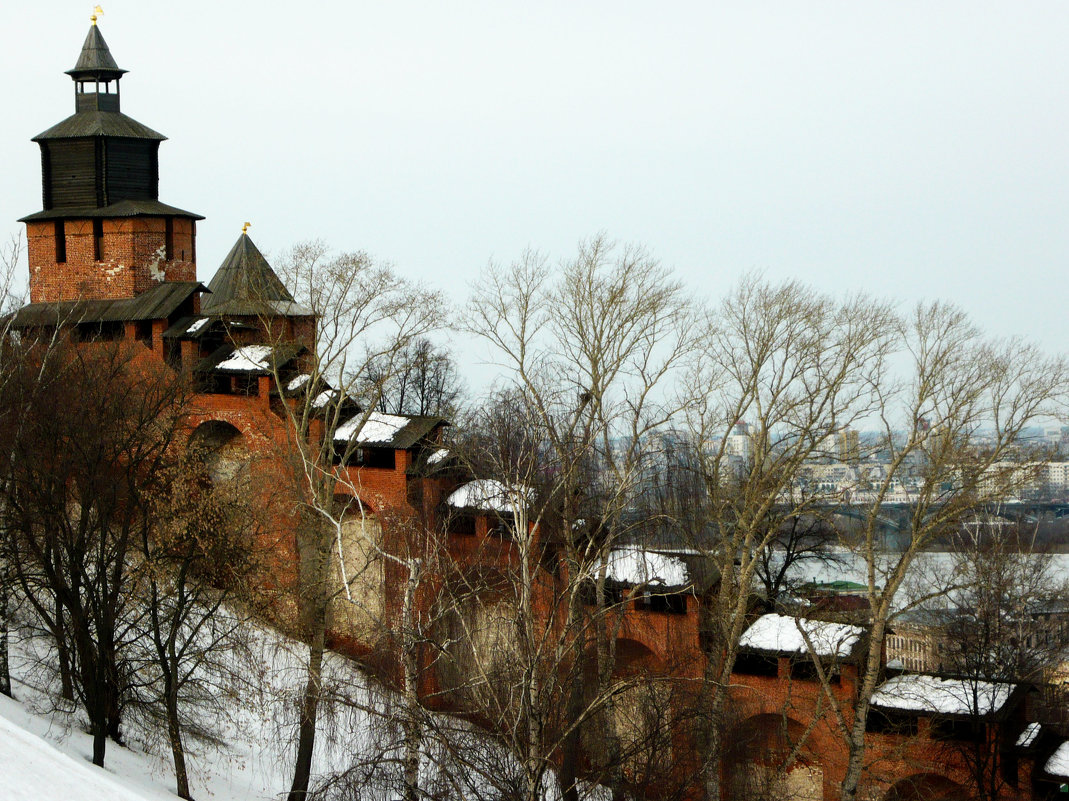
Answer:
[0, 693, 192, 801]
[0, 619, 600, 801]
[1, 622, 343, 801]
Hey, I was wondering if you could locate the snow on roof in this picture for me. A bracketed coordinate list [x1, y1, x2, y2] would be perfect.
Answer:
[287, 373, 311, 391]
[1017, 722, 1041, 748]
[215, 344, 274, 372]
[427, 447, 450, 465]
[447, 479, 530, 513]
[335, 411, 410, 444]
[870, 674, 1014, 716]
[1045, 740, 1069, 778]
[185, 317, 208, 334]
[607, 546, 689, 588]
[311, 390, 334, 409]
[739, 613, 864, 658]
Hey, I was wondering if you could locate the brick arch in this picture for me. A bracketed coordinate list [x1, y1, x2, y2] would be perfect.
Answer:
[613, 637, 666, 677]
[187, 419, 248, 484]
[726, 713, 823, 801]
[332, 491, 377, 519]
[577, 637, 677, 789]
[187, 411, 261, 442]
[883, 773, 968, 801]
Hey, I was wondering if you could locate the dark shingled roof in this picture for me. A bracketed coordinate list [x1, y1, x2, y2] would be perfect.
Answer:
[19, 199, 202, 223]
[162, 315, 211, 340]
[379, 415, 447, 449]
[6, 282, 207, 328]
[65, 25, 127, 80]
[202, 234, 312, 317]
[33, 111, 165, 142]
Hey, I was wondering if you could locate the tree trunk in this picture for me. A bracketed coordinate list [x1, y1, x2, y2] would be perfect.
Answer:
[701, 677, 727, 801]
[55, 612, 74, 701]
[401, 561, 422, 801]
[165, 676, 192, 799]
[89, 686, 108, 767]
[0, 578, 10, 698]
[557, 664, 587, 801]
[838, 717, 867, 801]
[557, 561, 589, 801]
[288, 629, 325, 801]
[92, 728, 107, 767]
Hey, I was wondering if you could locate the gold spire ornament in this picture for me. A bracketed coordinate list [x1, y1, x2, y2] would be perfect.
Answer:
[242, 222, 252, 235]
[90, 5, 104, 25]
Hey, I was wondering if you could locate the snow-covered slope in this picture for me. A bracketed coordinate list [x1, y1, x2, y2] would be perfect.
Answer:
[0, 695, 170, 801]
[1, 623, 320, 801]
[1, 618, 603, 801]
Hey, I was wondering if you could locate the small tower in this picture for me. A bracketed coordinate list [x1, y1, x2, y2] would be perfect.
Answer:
[20, 19, 203, 303]
[200, 231, 315, 346]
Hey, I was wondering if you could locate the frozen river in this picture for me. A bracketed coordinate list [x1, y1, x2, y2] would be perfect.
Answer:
[782, 548, 1069, 609]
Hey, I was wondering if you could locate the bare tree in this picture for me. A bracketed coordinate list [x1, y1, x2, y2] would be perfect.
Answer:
[365, 337, 465, 418]
[753, 510, 843, 610]
[130, 438, 269, 799]
[0, 231, 25, 699]
[0, 339, 191, 767]
[675, 275, 898, 800]
[251, 240, 446, 801]
[927, 524, 1069, 801]
[458, 236, 697, 801]
[795, 303, 1069, 801]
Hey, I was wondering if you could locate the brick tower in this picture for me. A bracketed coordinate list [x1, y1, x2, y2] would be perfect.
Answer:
[20, 18, 203, 303]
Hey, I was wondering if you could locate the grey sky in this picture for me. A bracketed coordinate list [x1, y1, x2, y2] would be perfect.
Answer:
[4, 2, 1069, 383]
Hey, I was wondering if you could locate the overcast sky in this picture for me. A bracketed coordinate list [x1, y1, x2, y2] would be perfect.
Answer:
[4, 2, 1069, 385]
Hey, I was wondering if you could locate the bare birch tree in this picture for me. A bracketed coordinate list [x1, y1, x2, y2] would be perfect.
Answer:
[459, 236, 697, 801]
[249, 240, 446, 801]
[676, 276, 898, 800]
[791, 303, 1068, 801]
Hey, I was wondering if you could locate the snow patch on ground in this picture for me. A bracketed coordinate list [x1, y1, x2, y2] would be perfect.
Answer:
[1, 615, 609, 801]
[0, 698, 162, 801]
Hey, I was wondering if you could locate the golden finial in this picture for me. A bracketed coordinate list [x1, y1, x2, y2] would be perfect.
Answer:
[242, 222, 252, 235]
[90, 5, 104, 25]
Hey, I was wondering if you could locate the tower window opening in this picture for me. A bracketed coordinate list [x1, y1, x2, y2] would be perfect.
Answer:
[93, 219, 104, 261]
[54, 220, 66, 263]
[135, 320, 152, 346]
[165, 218, 174, 260]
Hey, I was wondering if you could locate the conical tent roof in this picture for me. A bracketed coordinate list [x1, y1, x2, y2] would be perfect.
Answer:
[202, 234, 311, 317]
[66, 25, 127, 80]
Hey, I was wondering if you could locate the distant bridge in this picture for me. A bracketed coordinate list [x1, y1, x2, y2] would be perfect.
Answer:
[802, 501, 1069, 545]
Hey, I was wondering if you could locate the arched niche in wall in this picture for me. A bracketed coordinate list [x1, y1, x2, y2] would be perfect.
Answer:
[324, 493, 384, 644]
[726, 713, 823, 801]
[188, 420, 249, 486]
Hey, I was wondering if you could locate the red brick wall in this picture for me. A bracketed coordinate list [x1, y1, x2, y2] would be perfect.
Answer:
[27, 216, 197, 303]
